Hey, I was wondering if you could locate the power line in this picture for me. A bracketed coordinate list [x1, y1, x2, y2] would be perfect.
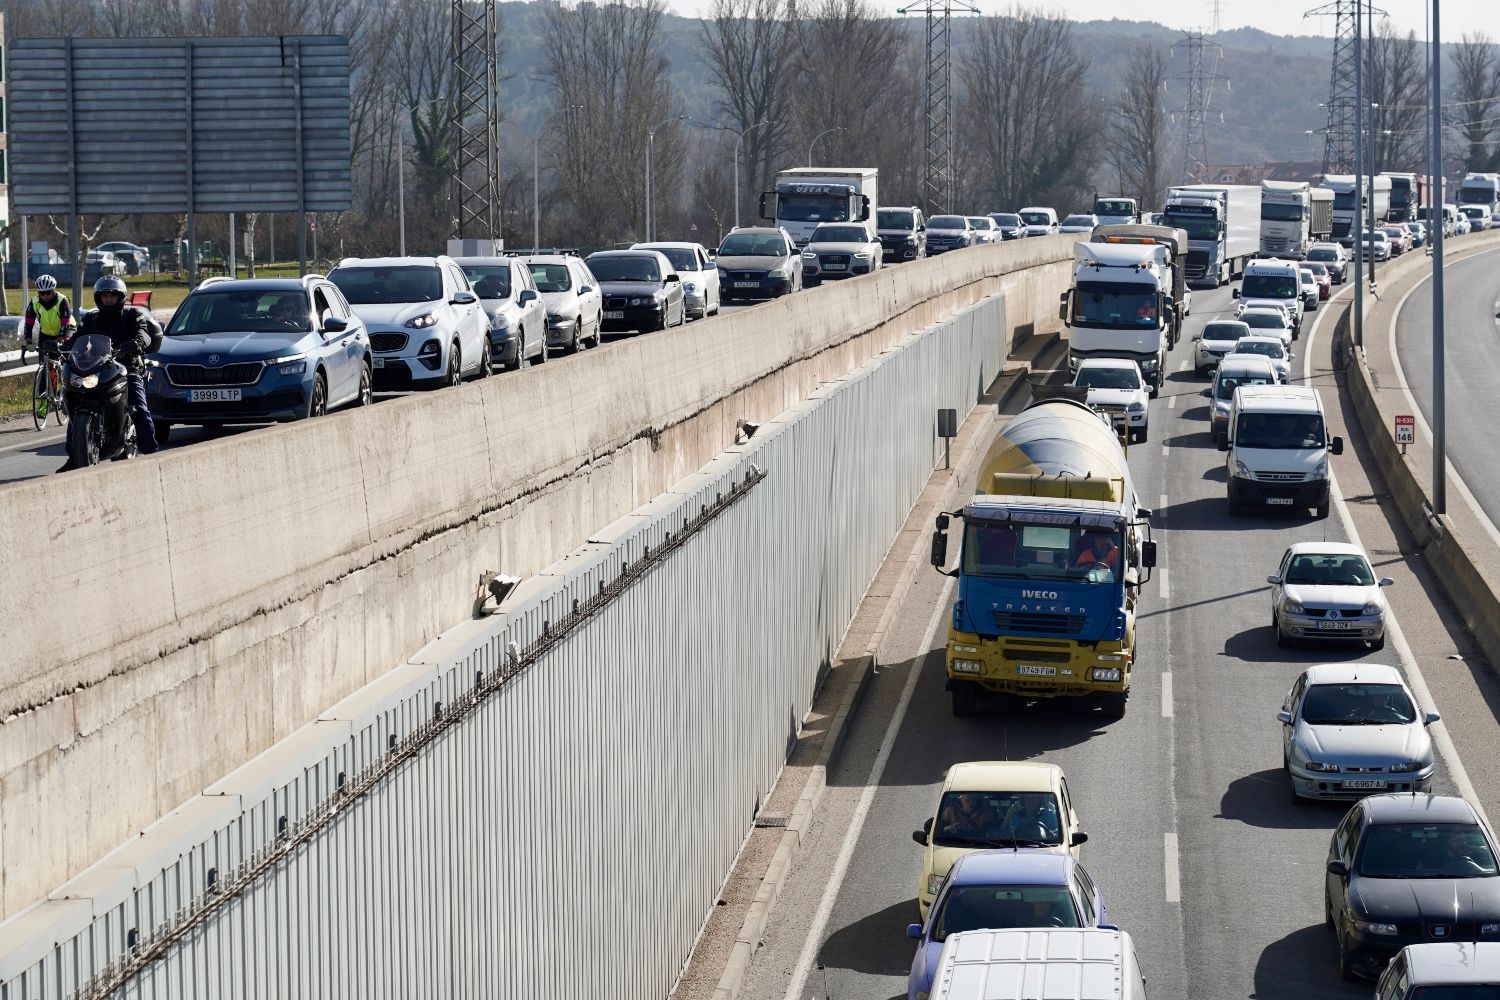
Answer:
[898, 0, 978, 216]
[1305, 0, 1384, 175]
[1170, 29, 1226, 182]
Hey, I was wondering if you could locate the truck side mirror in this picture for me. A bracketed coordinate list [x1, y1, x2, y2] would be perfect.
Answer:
[859, 195, 871, 222]
[930, 530, 948, 569]
[1331, 435, 1344, 455]
[1140, 540, 1157, 568]
[758, 192, 772, 221]
[1218, 437, 1229, 452]
[1231, 287, 1240, 299]
[1058, 290, 1071, 323]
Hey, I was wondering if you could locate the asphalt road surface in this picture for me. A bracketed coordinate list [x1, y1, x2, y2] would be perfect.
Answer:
[736, 280, 1463, 1000]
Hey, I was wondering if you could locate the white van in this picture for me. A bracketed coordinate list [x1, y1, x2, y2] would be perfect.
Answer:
[929, 928, 1147, 1000]
[1221, 384, 1344, 519]
[1234, 258, 1304, 338]
[1018, 206, 1060, 237]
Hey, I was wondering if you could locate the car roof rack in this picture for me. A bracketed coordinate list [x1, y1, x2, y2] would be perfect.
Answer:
[504, 247, 581, 258]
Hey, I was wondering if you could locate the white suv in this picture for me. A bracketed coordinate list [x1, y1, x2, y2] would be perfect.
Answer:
[329, 256, 491, 390]
[1071, 357, 1150, 443]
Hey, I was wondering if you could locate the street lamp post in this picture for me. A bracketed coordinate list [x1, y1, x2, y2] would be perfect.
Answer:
[734, 120, 771, 230]
[645, 115, 689, 242]
[534, 104, 583, 252]
[807, 126, 845, 167]
[1431, 0, 1447, 514]
[1353, 0, 1364, 349]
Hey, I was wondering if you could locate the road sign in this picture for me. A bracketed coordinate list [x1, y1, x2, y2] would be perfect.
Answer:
[1395, 414, 1415, 447]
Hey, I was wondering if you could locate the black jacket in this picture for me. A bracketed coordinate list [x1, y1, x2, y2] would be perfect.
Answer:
[77, 306, 153, 366]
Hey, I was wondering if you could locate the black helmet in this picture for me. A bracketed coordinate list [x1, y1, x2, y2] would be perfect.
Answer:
[94, 275, 128, 315]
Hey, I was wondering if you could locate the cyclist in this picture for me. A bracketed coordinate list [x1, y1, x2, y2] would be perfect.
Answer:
[23, 275, 77, 362]
[57, 276, 158, 471]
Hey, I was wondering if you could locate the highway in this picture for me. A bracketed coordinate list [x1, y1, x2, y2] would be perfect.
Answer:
[735, 278, 1472, 1000]
[1393, 246, 1500, 531]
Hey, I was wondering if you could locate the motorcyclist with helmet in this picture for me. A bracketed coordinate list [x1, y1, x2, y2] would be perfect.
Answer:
[57, 275, 159, 471]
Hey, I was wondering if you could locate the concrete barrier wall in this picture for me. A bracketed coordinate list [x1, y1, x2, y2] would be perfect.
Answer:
[0, 239, 1073, 920]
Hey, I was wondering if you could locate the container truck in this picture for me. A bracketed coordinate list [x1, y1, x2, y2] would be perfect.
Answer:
[1093, 196, 1140, 226]
[760, 167, 878, 248]
[1319, 174, 1391, 246]
[1090, 224, 1192, 349]
[930, 397, 1156, 718]
[1259, 180, 1334, 258]
[1381, 172, 1423, 223]
[1162, 184, 1260, 287]
[1060, 241, 1173, 394]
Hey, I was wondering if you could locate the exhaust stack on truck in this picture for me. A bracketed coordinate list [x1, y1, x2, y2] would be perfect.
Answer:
[931, 398, 1156, 719]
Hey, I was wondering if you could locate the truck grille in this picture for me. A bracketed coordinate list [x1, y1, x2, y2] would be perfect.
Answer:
[1003, 648, 1071, 663]
[166, 362, 263, 387]
[992, 610, 1087, 634]
[1186, 250, 1209, 278]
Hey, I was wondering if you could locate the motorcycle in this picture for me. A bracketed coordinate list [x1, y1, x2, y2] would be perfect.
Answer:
[62, 333, 137, 468]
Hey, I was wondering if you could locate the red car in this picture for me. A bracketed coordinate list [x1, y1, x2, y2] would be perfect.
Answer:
[1303, 261, 1333, 300]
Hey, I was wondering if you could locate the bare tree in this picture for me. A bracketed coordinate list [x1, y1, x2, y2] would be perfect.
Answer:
[790, 0, 905, 171]
[1450, 31, 1500, 174]
[1367, 20, 1425, 172]
[1106, 43, 1167, 211]
[959, 5, 1102, 210]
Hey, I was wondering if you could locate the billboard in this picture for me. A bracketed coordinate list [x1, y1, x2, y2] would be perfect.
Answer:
[8, 35, 350, 216]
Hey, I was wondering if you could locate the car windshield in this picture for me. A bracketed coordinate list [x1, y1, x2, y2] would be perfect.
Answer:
[1463, 207, 1487, 220]
[1203, 322, 1250, 343]
[990, 214, 1021, 226]
[1284, 552, 1376, 586]
[166, 289, 312, 335]
[719, 234, 788, 256]
[777, 193, 847, 222]
[528, 263, 572, 293]
[967, 218, 990, 229]
[1301, 682, 1414, 726]
[963, 522, 1124, 584]
[1305, 262, 1328, 275]
[587, 256, 661, 282]
[1307, 247, 1338, 261]
[1235, 411, 1323, 447]
[638, 247, 697, 271]
[1233, 341, 1284, 360]
[1242, 312, 1288, 331]
[1019, 211, 1051, 226]
[330, 266, 441, 305]
[878, 209, 914, 228]
[1357, 823, 1499, 879]
[460, 265, 512, 300]
[932, 791, 1064, 848]
[1215, 373, 1274, 401]
[1075, 366, 1140, 390]
[1242, 274, 1299, 299]
[1071, 281, 1159, 328]
[1096, 200, 1133, 215]
[930, 216, 967, 229]
[812, 226, 868, 244]
[1062, 215, 1095, 227]
[933, 885, 1081, 942]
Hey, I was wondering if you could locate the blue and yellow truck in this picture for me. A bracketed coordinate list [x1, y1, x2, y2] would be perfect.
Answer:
[930, 398, 1156, 718]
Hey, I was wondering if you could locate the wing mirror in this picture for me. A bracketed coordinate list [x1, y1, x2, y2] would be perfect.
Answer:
[1425, 711, 1442, 726]
[1266, 575, 1282, 585]
[451, 290, 478, 305]
[518, 289, 538, 304]
[1070, 831, 1089, 847]
[1331, 435, 1345, 456]
[907, 923, 923, 939]
[1326, 860, 1350, 878]
[1378, 577, 1394, 587]
[1140, 540, 1157, 569]
[321, 316, 348, 333]
[1277, 710, 1293, 725]
[664, 273, 681, 283]
[579, 284, 594, 294]
[1232, 288, 1241, 299]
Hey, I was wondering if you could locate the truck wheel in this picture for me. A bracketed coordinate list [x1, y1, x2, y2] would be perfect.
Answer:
[951, 684, 979, 718]
[1101, 692, 1128, 719]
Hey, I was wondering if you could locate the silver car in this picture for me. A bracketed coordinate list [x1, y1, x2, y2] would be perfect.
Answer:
[1268, 541, 1393, 649]
[1225, 335, 1291, 384]
[455, 257, 548, 371]
[1278, 662, 1438, 804]
[523, 254, 603, 354]
[1193, 318, 1252, 375]
[1058, 213, 1100, 234]
[632, 241, 720, 319]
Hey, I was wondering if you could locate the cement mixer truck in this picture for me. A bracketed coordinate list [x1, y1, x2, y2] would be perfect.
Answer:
[930, 398, 1157, 718]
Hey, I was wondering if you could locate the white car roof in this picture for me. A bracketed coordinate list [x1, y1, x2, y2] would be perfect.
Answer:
[1241, 305, 1290, 319]
[1234, 383, 1322, 412]
[632, 241, 704, 251]
[1075, 357, 1142, 371]
[1244, 259, 1299, 273]
[1404, 943, 1500, 984]
[336, 256, 447, 268]
[1234, 335, 1287, 349]
[1218, 356, 1278, 376]
[1302, 662, 1403, 686]
[521, 254, 581, 265]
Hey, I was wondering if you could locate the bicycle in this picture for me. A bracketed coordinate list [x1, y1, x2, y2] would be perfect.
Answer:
[23, 343, 68, 431]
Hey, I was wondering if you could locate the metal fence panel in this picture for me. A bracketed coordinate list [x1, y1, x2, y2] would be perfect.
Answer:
[0, 293, 1006, 999]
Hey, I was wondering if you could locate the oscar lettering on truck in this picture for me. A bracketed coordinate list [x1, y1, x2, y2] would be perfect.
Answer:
[929, 398, 1156, 718]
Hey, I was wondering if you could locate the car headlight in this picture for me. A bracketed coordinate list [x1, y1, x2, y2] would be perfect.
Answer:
[277, 361, 307, 376]
[1127, 401, 1146, 413]
[629, 297, 647, 307]
[854, 251, 870, 259]
[1391, 761, 1423, 773]
[1315, 459, 1328, 479]
[684, 282, 697, 293]
[952, 644, 978, 654]
[926, 874, 944, 897]
[951, 659, 982, 674]
[417, 340, 440, 357]
[1362, 602, 1382, 616]
[71, 373, 99, 389]
[1233, 459, 1251, 477]
[801, 251, 816, 260]
[1091, 667, 1122, 682]
[404, 313, 438, 329]
[1353, 920, 1398, 936]
[1283, 598, 1305, 615]
[1304, 759, 1339, 772]
[769, 264, 792, 278]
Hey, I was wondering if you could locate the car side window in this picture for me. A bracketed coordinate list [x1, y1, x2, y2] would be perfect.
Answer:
[1333, 806, 1358, 859]
[1343, 811, 1366, 863]
[312, 287, 334, 325]
[447, 264, 469, 295]
[1072, 871, 1096, 925]
[1287, 674, 1306, 713]
[1059, 778, 1076, 827]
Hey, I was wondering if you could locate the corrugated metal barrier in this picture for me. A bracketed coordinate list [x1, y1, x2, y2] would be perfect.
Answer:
[0, 294, 1007, 1000]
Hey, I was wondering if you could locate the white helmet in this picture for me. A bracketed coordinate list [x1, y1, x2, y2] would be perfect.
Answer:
[34, 275, 57, 292]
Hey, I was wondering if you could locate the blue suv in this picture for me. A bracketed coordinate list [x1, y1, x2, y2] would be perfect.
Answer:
[146, 276, 372, 442]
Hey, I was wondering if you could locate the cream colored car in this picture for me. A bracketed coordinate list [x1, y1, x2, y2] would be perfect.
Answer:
[910, 761, 1087, 918]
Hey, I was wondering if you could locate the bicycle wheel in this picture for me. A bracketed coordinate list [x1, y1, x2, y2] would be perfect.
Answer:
[50, 366, 68, 428]
[31, 366, 49, 431]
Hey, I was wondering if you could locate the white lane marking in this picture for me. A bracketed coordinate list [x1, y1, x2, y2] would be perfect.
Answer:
[1158, 565, 1170, 603]
[1159, 443, 1168, 458]
[784, 578, 955, 1000]
[1388, 256, 1500, 552]
[0, 430, 65, 455]
[1176, 359, 1189, 373]
[1306, 282, 1492, 831]
[1159, 493, 1169, 515]
[1161, 671, 1174, 719]
[1167, 394, 1177, 410]
[1164, 832, 1181, 903]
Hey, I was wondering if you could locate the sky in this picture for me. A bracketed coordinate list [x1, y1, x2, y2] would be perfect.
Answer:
[663, 0, 1464, 40]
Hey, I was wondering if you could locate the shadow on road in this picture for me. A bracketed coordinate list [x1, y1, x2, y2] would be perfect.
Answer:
[1219, 768, 1345, 831]
[1251, 923, 1365, 999]
[818, 898, 918, 978]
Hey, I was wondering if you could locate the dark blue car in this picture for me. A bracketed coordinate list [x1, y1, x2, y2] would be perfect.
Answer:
[147, 277, 372, 442]
[905, 850, 1109, 1000]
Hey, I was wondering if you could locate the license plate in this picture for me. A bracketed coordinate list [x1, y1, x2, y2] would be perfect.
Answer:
[1343, 779, 1388, 790]
[825, 263, 846, 271]
[188, 388, 241, 402]
[1265, 497, 1295, 505]
[1316, 620, 1355, 630]
[604, 310, 624, 320]
[1016, 665, 1058, 677]
[734, 281, 759, 289]
[372, 356, 386, 368]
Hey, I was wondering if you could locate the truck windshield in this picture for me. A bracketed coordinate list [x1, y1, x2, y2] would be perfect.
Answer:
[1241, 275, 1298, 299]
[1261, 203, 1304, 221]
[1163, 213, 1218, 239]
[778, 193, 847, 222]
[1460, 185, 1493, 204]
[1235, 412, 1324, 448]
[1071, 281, 1158, 328]
[1332, 191, 1357, 210]
[1095, 200, 1133, 216]
[963, 522, 1124, 584]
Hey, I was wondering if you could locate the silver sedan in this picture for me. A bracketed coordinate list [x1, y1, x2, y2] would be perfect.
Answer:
[1268, 541, 1392, 650]
[1278, 662, 1439, 804]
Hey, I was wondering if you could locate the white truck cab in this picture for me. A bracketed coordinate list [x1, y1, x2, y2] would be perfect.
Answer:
[1220, 384, 1343, 519]
[1234, 258, 1305, 338]
[929, 928, 1148, 1000]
